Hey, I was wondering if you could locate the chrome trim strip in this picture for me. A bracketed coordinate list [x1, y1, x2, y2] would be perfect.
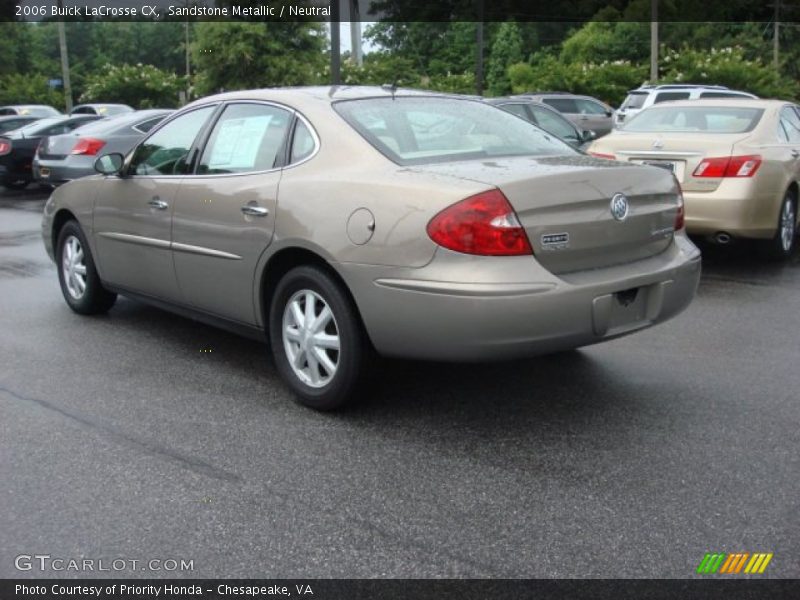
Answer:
[172, 242, 242, 260]
[616, 150, 702, 157]
[374, 279, 556, 297]
[97, 232, 170, 249]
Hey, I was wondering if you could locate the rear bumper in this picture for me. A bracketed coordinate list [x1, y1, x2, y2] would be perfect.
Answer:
[683, 182, 782, 239]
[33, 157, 94, 186]
[338, 234, 701, 361]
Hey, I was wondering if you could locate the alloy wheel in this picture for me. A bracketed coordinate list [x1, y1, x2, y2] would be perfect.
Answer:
[281, 289, 341, 388]
[780, 199, 796, 253]
[61, 235, 87, 300]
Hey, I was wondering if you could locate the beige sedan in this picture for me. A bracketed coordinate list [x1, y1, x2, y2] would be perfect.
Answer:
[588, 99, 800, 260]
[42, 87, 700, 409]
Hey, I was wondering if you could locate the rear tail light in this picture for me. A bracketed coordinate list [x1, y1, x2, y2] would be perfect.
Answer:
[674, 189, 685, 231]
[0, 139, 10, 156]
[70, 137, 106, 156]
[589, 152, 616, 160]
[426, 189, 533, 256]
[693, 155, 761, 178]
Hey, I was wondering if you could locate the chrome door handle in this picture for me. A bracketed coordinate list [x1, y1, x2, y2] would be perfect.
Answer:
[148, 198, 168, 210]
[791, 149, 799, 159]
[241, 205, 269, 217]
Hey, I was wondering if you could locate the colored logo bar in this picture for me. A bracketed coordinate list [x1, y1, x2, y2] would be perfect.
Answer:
[697, 552, 773, 574]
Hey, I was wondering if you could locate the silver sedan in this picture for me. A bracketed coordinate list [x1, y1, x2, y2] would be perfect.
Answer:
[42, 87, 701, 409]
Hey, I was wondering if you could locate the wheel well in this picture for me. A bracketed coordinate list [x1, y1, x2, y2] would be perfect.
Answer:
[51, 209, 77, 251]
[260, 248, 368, 338]
[788, 182, 798, 204]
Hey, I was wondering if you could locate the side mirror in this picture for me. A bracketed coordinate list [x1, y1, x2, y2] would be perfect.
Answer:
[581, 129, 597, 142]
[94, 153, 124, 176]
[605, 110, 613, 117]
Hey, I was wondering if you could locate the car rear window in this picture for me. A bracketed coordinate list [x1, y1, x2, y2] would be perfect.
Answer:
[621, 92, 647, 110]
[541, 98, 579, 113]
[334, 97, 575, 165]
[622, 106, 764, 133]
[699, 92, 752, 99]
[653, 92, 691, 104]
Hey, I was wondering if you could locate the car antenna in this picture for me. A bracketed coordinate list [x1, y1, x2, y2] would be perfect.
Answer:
[381, 82, 398, 99]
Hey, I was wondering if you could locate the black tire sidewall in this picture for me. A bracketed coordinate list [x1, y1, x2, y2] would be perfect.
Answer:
[760, 192, 797, 261]
[56, 221, 116, 314]
[268, 265, 364, 410]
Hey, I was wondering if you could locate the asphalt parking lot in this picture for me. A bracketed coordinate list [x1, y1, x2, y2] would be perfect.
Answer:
[1, 187, 798, 579]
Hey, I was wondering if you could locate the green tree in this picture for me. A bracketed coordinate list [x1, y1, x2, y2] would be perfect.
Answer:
[191, 22, 325, 95]
[79, 63, 184, 108]
[486, 21, 523, 96]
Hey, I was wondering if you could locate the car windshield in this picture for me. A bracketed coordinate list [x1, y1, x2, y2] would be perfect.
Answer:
[18, 106, 59, 117]
[621, 93, 647, 110]
[622, 106, 764, 133]
[334, 96, 576, 165]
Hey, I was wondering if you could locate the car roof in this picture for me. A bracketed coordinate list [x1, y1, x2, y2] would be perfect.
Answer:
[184, 86, 469, 112]
[0, 114, 37, 120]
[640, 98, 791, 109]
[70, 109, 172, 135]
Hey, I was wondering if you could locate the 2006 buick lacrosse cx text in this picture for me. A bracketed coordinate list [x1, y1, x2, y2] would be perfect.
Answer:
[42, 86, 701, 410]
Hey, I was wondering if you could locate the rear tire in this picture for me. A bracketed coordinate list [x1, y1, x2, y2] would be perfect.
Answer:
[2, 178, 30, 190]
[269, 265, 366, 410]
[758, 191, 796, 262]
[56, 220, 117, 315]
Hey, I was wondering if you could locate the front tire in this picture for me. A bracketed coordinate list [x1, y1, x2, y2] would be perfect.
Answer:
[56, 220, 117, 314]
[759, 191, 796, 261]
[269, 265, 366, 410]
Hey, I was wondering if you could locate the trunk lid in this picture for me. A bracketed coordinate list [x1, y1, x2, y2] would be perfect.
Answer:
[601, 132, 752, 193]
[38, 133, 80, 161]
[411, 155, 681, 274]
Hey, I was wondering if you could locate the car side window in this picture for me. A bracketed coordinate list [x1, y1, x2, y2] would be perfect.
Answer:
[779, 107, 800, 143]
[133, 117, 166, 134]
[130, 106, 215, 176]
[198, 103, 292, 175]
[0, 109, 12, 116]
[575, 99, 607, 115]
[542, 98, 579, 113]
[653, 92, 690, 104]
[289, 119, 316, 164]
[499, 103, 531, 121]
[530, 106, 577, 141]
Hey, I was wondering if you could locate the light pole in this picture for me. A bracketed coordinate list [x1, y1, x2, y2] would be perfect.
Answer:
[650, 0, 658, 83]
[56, 0, 73, 112]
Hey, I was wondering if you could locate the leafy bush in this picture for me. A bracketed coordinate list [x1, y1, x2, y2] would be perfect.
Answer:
[80, 63, 184, 108]
[508, 56, 647, 106]
[659, 46, 799, 100]
[0, 73, 64, 108]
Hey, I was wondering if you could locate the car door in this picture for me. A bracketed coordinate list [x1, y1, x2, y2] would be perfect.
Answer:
[92, 105, 217, 301]
[528, 104, 582, 147]
[574, 98, 613, 136]
[777, 106, 800, 189]
[170, 101, 293, 324]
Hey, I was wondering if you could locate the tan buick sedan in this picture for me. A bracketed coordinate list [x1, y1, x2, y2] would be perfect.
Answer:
[42, 87, 700, 409]
[588, 99, 800, 260]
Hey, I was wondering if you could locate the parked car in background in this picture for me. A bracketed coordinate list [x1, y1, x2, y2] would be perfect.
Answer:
[486, 97, 596, 149]
[70, 103, 134, 117]
[517, 92, 615, 137]
[42, 87, 700, 410]
[614, 84, 756, 129]
[588, 99, 800, 260]
[0, 115, 102, 189]
[0, 115, 40, 135]
[0, 105, 61, 117]
[34, 109, 173, 187]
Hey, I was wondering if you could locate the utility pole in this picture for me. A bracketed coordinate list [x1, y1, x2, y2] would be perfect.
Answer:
[774, 0, 780, 71]
[475, 0, 484, 96]
[349, 0, 362, 66]
[185, 19, 191, 102]
[331, 1, 341, 84]
[56, 0, 73, 112]
[650, 0, 658, 83]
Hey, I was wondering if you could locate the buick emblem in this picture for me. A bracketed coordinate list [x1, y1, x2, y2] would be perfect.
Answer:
[610, 193, 629, 221]
[652, 139, 664, 149]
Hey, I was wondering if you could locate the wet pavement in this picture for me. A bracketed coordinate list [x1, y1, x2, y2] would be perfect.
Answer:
[1, 187, 798, 578]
